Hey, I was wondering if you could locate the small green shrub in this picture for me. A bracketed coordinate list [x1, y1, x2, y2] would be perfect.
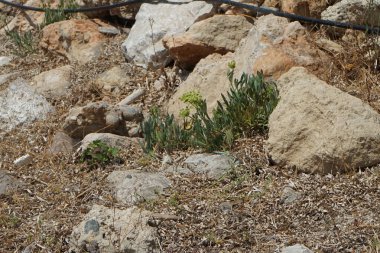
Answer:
[5, 29, 35, 56]
[41, 0, 78, 27]
[80, 140, 120, 167]
[141, 64, 279, 153]
[141, 107, 190, 153]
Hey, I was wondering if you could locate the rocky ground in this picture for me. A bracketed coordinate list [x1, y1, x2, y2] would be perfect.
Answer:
[1, 0, 380, 252]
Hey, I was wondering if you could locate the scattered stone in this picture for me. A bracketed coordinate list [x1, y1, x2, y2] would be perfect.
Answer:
[166, 53, 233, 117]
[0, 170, 22, 195]
[0, 78, 53, 133]
[280, 186, 301, 204]
[40, 19, 107, 65]
[31, 65, 72, 99]
[315, 38, 344, 54]
[219, 201, 233, 213]
[0, 56, 11, 67]
[13, 154, 32, 167]
[321, 0, 380, 27]
[48, 131, 76, 155]
[183, 153, 236, 179]
[117, 88, 146, 106]
[79, 133, 138, 152]
[281, 244, 313, 253]
[267, 67, 380, 174]
[118, 105, 143, 122]
[62, 102, 126, 139]
[107, 170, 171, 204]
[163, 15, 253, 69]
[122, 1, 214, 68]
[94, 66, 130, 92]
[128, 126, 141, 138]
[98, 26, 120, 35]
[69, 204, 159, 253]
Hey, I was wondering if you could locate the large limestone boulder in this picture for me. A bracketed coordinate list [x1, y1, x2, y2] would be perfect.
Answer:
[166, 53, 233, 117]
[39, 19, 107, 65]
[69, 204, 159, 253]
[0, 79, 52, 134]
[266, 67, 380, 174]
[163, 15, 253, 69]
[235, 14, 329, 79]
[321, 0, 380, 27]
[122, 1, 214, 68]
[31, 65, 72, 99]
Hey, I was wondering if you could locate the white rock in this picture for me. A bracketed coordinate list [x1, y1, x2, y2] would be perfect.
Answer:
[13, 154, 32, 167]
[282, 244, 313, 253]
[69, 204, 159, 253]
[122, 1, 214, 68]
[79, 133, 137, 152]
[0, 56, 11, 67]
[0, 79, 53, 133]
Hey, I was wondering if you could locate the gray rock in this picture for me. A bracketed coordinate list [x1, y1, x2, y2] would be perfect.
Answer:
[280, 186, 301, 204]
[69, 204, 159, 253]
[31, 65, 72, 99]
[128, 126, 141, 137]
[282, 244, 313, 253]
[183, 153, 236, 179]
[0, 78, 53, 133]
[98, 26, 120, 35]
[62, 102, 126, 139]
[79, 133, 137, 152]
[13, 154, 32, 167]
[122, 1, 214, 68]
[107, 170, 171, 204]
[0, 56, 11, 67]
[118, 105, 143, 122]
[0, 170, 21, 195]
[48, 131, 76, 155]
[267, 67, 380, 174]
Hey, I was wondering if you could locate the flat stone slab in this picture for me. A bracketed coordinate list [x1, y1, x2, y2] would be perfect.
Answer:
[107, 170, 171, 204]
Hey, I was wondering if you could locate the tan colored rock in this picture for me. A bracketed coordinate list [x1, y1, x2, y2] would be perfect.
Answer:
[163, 15, 253, 70]
[235, 15, 330, 80]
[166, 53, 234, 118]
[31, 65, 72, 99]
[95, 66, 130, 92]
[266, 67, 380, 174]
[281, 0, 310, 16]
[39, 19, 107, 65]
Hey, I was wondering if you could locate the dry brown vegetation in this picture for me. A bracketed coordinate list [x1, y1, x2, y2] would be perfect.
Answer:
[0, 10, 380, 253]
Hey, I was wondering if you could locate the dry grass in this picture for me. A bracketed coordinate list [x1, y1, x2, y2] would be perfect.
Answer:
[0, 15, 380, 253]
